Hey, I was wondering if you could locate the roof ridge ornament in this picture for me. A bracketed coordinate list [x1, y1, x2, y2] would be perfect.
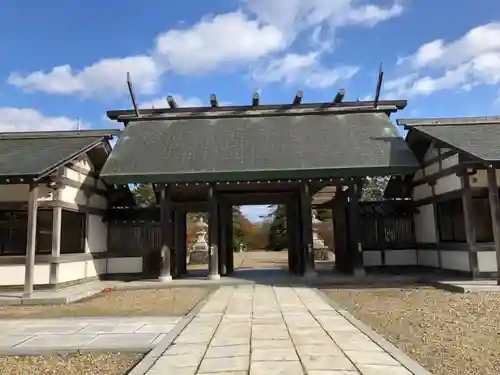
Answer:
[373, 62, 384, 109]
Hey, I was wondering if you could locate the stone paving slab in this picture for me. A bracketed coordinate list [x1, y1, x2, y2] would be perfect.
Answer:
[0, 316, 181, 354]
[138, 285, 430, 375]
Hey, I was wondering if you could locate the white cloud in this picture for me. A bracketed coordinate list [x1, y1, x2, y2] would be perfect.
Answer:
[387, 23, 500, 97]
[8, 56, 160, 99]
[140, 94, 204, 109]
[253, 52, 359, 88]
[241, 205, 270, 222]
[154, 12, 286, 75]
[8, 0, 403, 99]
[0, 107, 85, 132]
[244, 0, 403, 37]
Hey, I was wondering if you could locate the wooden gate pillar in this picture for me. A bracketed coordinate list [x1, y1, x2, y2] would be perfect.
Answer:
[300, 182, 315, 275]
[486, 166, 500, 285]
[208, 184, 220, 280]
[349, 178, 365, 277]
[159, 184, 173, 281]
[174, 210, 187, 277]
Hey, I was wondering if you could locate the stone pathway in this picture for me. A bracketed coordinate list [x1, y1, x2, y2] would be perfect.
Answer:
[0, 317, 180, 353]
[144, 285, 419, 374]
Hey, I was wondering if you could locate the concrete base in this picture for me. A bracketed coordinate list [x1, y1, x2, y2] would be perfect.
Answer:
[158, 275, 173, 282]
[353, 267, 366, 278]
[207, 274, 221, 281]
[303, 269, 317, 279]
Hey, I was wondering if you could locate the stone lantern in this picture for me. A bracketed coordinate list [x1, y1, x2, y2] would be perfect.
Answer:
[312, 213, 328, 260]
[189, 217, 209, 264]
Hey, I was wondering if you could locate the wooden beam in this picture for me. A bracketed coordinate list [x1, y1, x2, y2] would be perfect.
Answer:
[252, 92, 259, 106]
[333, 89, 345, 103]
[210, 94, 218, 108]
[207, 184, 220, 279]
[300, 182, 315, 275]
[167, 95, 178, 108]
[23, 183, 38, 297]
[349, 178, 365, 277]
[159, 184, 173, 281]
[486, 167, 500, 285]
[461, 175, 479, 278]
[373, 62, 384, 108]
[293, 90, 303, 105]
[126, 72, 140, 117]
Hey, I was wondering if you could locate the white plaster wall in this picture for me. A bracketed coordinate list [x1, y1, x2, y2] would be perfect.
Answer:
[412, 183, 433, 201]
[0, 264, 50, 286]
[469, 169, 500, 188]
[0, 184, 53, 202]
[414, 204, 436, 243]
[434, 174, 462, 195]
[363, 251, 382, 266]
[441, 251, 470, 272]
[424, 162, 439, 176]
[385, 250, 417, 265]
[85, 259, 107, 277]
[58, 261, 87, 283]
[413, 169, 424, 181]
[73, 155, 93, 172]
[107, 257, 143, 274]
[418, 250, 439, 267]
[477, 252, 498, 272]
[441, 154, 459, 169]
[87, 214, 107, 253]
[59, 185, 108, 209]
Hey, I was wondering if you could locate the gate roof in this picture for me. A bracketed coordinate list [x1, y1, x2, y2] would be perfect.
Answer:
[101, 102, 419, 184]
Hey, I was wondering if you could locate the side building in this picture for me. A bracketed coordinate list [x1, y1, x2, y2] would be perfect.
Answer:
[0, 130, 138, 295]
[386, 116, 500, 279]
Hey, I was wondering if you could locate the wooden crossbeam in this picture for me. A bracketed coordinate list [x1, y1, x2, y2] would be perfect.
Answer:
[210, 94, 218, 108]
[167, 95, 178, 108]
[293, 90, 303, 105]
[126, 72, 140, 117]
[374, 62, 384, 108]
[334, 89, 345, 103]
[252, 92, 259, 106]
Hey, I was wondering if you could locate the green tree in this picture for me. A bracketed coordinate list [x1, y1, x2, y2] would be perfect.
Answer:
[267, 205, 288, 251]
[132, 183, 156, 207]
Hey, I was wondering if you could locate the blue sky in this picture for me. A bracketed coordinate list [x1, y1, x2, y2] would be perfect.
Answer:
[2, 0, 500, 221]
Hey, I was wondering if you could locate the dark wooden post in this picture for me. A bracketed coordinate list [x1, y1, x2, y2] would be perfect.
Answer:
[49, 206, 62, 285]
[159, 184, 173, 281]
[300, 182, 315, 276]
[349, 178, 365, 277]
[24, 183, 39, 297]
[486, 166, 500, 285]
[218, 203, 228, 276]
[285, 200, 296, 273]
[226, 207, 234, 274]
[461, 174, 479, 278]
[180, 211, 188, 275]
[174, 210, 187, 277]
[208, 184, 220, 280]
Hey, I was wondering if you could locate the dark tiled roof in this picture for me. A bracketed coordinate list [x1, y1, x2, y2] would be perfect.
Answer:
[407, 123, 500, 162]
[0, 133, 106, 179]
[101, 112, 418, 184]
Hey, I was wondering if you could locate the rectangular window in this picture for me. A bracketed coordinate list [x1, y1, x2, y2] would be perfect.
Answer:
[61, 210, 86, 254]
[436, 199, 466, 242]
[472, 197, 493, 243]
[0, 210, 53, 255]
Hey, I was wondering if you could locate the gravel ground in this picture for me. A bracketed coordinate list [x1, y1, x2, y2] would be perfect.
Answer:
[324, 286, 500, 375]
[0, 287, 211, 319]
[0, 352, 143, 375]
